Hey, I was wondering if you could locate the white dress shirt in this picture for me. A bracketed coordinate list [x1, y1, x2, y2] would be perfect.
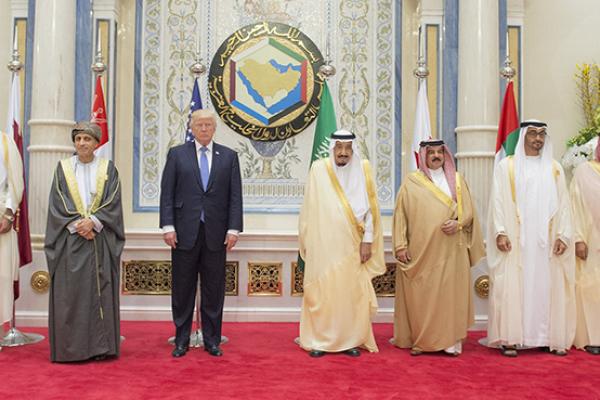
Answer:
[67, 156, 104, 234]
[429, 167, 452, 198]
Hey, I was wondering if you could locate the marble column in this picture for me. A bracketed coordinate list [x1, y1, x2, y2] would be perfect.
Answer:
[455, 0, 499, 223]
[28, 0, 77, 247]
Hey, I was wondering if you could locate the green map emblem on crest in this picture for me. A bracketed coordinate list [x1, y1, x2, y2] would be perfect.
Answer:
[209, 22, 325, 141]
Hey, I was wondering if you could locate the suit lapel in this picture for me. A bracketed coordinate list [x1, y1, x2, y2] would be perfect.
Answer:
[185, 141, 204, 191]
[206, 142, 220, 191]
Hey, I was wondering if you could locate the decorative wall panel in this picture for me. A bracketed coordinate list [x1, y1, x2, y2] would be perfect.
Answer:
[134, 0, 398, 211]
[290, 261, 395, 298]
[372, 263, 396, 297]
[248, 262, 282, 296]
[291, 261, 304, 296]
[122, 260, 172, 295]
[225, 261, 239, 296]
[121, 260, 239, 296]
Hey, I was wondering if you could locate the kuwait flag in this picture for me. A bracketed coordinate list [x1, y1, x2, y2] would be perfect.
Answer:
[297, 80, 337, 272]
[495, 81, 519, 165]
[92, 76, 110, 159]
[6, 71, 32, 299]
[411, 79, 432, 170]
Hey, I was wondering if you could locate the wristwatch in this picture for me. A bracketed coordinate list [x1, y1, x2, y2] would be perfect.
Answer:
[3, 213, 14, 223]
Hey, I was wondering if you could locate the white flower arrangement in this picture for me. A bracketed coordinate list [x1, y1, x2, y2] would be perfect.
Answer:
[561, 136, 598, 170]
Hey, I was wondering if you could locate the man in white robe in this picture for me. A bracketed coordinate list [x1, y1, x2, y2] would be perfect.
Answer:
[0, 130, 24, 346]
[570, 137, 600, 355]
[487, 120, 575, 357]
[298, 129, 386, 357]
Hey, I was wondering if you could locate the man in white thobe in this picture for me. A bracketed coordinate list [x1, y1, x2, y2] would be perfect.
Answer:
[570, 137, 600, 355]
[298, 129, 386, 357]
[487, 120, 575, 357]
[0, 130, 24, 347]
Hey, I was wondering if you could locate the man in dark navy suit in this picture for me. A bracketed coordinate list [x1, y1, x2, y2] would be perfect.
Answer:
[160, 109, 243, 357]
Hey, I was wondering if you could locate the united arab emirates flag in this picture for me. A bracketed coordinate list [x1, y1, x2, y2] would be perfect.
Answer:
[495, 81, 519, 165]
[297, 80, 337, 272]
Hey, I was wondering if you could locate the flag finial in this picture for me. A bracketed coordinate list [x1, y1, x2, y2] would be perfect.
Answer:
[91, 41, 106, 75]
[7, 48, 23, 73]
[500, 56, 516, 80]
[413, 57, 429, 79]
[190, 50, 207, 77]
[7, 25, 23, 73]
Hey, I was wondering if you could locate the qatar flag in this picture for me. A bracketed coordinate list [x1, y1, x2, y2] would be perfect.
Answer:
[6, 72, 32, 299]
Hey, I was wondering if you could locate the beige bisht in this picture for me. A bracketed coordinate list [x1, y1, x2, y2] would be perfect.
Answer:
[570, 160, 600, 349]
[487, 156, 575, 351]
[298, 158, 386, 352]
[0, 131, 24, 325]
[392, 171, 484, 351]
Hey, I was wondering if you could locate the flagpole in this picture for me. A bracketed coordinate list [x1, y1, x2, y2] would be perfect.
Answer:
[407, 23, 431, 172]
[189, 43, 206, 349]
[90, 29, 123, 344]
[414, 24, 429, 81]
[292, 27, 338, 348]
[478, 30, 519, 351]
[1, 25, 44, 348]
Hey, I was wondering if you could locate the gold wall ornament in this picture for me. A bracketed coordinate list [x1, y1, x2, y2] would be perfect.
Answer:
[290, 261, 395, 297]
[474, 275, 490, 299]
[225, 261, 239, 296]
[122, 261, 172, 295]
[372, 263, 397, 297]
[291, 261, 304, 296]
[209, 21, 325, 141]
[30, 270, 50, 294]
[121, 260, 240, 296]
[248, 262, 282, 296]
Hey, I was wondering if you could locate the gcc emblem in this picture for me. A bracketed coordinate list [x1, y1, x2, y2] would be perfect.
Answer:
[209, 22, 325, 141]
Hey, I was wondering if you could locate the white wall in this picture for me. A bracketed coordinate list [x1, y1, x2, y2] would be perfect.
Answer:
[523, 0, 600, 159]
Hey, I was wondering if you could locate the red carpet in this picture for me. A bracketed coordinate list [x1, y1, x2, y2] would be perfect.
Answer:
[1, 322, 599, 399]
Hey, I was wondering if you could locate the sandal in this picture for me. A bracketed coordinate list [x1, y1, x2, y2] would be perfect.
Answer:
[410, 347, 423, 356]
[551, 349, 568, 356]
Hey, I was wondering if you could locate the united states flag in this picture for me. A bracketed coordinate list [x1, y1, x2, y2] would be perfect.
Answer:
[185, 78, 203, 142]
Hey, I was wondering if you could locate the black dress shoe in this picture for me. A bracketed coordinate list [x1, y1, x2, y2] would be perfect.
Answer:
[344, 348, 361, 357]
[309, 350, 325, 358]
[540, 346, 568, 356]
[172, 345, 188, 358]
[500, 345, 518, 357]
[205, 345, 223, 357]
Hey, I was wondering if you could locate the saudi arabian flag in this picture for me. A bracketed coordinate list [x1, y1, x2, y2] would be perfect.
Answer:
[309, 81, 337, 163]
[495, 81, 520, 165]
[297, 80, 337, 272]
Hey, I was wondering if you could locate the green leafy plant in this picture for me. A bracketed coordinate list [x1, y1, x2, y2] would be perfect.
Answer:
[568, 63, 600, 147]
